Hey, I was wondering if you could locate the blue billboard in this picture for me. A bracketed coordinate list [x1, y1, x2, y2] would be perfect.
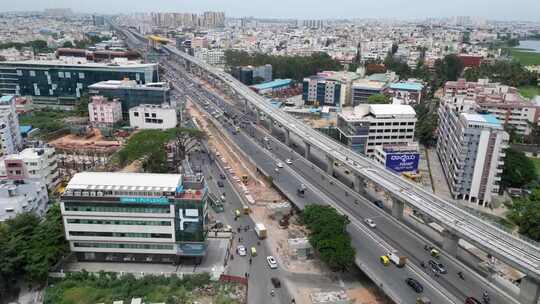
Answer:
[385, 153, 420, 173]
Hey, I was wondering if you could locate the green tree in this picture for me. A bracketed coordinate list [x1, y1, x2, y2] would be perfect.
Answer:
[508, 189, 540, 241]
[501, 148, 537, 189]
[61, 41, 74, 48]
[24, 204, 69, 282]
[463, 60, 537, 88]
[30, 40, 49, 53]
[414, 100, 439, 147]
[301, 205, 355, 271]
[367, 94, 391, 104]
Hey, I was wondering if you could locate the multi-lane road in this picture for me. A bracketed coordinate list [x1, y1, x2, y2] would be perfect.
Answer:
[164, 61, 522, 304]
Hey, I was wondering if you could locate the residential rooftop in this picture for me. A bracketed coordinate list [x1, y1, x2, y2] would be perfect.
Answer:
[461, 113, 503, 129]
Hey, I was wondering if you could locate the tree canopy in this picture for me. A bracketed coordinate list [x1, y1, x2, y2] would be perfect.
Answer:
[224, 50, 343, 81]
[501, 148, 537, 189]
[508, 189, 540, 241]
[301, 205, 355, 271]
[118, 128, 205, 173]
[0, 204, 68, 299]
[414, 100, 439, 147]
[463, 60, 538, 88]
[367, 94, 391, 104]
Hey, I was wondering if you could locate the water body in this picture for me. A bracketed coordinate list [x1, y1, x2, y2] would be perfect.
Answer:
[517, 40, 540, 53]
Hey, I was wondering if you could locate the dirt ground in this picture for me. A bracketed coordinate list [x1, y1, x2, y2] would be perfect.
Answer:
[48, 128, 122, 152]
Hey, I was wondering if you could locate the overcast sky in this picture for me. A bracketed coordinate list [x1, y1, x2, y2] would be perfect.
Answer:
[1, 0, 539, 21]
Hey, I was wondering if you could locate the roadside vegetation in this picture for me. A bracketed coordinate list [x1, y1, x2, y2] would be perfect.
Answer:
[300, 205, 356, 271]
[18, 108, 73, 134]
[0, 204, 68, 301]
[44, 272, 242, 304]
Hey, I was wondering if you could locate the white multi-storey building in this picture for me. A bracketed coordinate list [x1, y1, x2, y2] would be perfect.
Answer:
[437, 98, 509, 206]
[129, 104, 177, 130]
[0, 178, 48, 222]
[61, 172, 207, 264]
[194, 48, 225, 66]
[337, 104, 417, 157]
[0, 147, 60, 191]
[0, 95, 22, 156]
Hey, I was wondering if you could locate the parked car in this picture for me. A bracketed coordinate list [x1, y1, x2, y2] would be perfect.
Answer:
[217, 181, 224, 188]
[365, 218, 376, 228]
[286, 158, 292, 164]
[405, 278, 423, 293]
[428, 260, 447, 274]
[276, 162, 284, 168]
[267, 256, 278, 269]
[219, 173, 226, 179]
[237, 245, 247, 256]
[373, 200, 384, 209]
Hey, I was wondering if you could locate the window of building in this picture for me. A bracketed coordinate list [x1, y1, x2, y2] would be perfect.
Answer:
[29, 70, 36, 77]
[65, 72, 71, 78]
[133, 112, 139, 117]
[79, 72, 85, 79]
[58, 71, 64, 78]
[145, 113, 149, 117]
[151, 113, 157, 118]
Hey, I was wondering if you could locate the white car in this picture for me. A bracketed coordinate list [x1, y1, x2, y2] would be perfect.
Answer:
[237, 245, 247, 256]
[276, 162, 284, 168]
[266, 256, 278, 269]
[364, 218, 376, 228]
[285, 159, 292, 165]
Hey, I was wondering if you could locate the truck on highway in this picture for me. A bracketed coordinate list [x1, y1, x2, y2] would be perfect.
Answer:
[387, 250, 407, 267]
[255, 223, 267, 239]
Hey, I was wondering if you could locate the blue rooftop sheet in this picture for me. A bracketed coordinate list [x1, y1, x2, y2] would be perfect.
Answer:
[252, 79, 292, 90]
[389, 82, 424, 91]
[20, 125, 33, 134]
[0, 95, 14, 103]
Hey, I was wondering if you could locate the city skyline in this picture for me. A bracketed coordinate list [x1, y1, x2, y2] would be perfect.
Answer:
[1, 0, 540, 21]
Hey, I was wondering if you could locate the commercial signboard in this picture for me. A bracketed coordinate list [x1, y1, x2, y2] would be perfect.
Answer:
[385, 152, 420, 173]
[120, 197, 169, 204]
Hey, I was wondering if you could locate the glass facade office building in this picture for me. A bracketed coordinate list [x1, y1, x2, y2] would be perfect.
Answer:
[88, 80, 170, 118]
[0, 61, 158, 107]
[61, 172, 208, 264]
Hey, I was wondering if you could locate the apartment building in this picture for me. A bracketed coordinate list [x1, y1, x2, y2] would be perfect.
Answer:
[386, 81, 424, 104]
[0, 95, 23, 156]
[437, 99, 508, 206]
[302, 71, 360, 107]
[60, 172, 208, 264]
[129, 104, 177, 130]
[88, 80, 170, 119]
[88, 96, 123, 126]
[351, 71, 398, 106]
[194, 48, 225, 66]
[0, 178, 48, 222]
[0, 147, 60, 191]
[0, 60, 158, 107]
[444, 79, 539, 135]
[337, 104, 417, 156]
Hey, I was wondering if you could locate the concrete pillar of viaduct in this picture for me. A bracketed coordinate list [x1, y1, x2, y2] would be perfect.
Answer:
[326, 155, 334, 175]
[304, 142, 311, 159]
[391, 198, 404, 220]
[442, 229, 459, 257]
[284, 129, 290, 146]
[519, 276, 540, 304]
